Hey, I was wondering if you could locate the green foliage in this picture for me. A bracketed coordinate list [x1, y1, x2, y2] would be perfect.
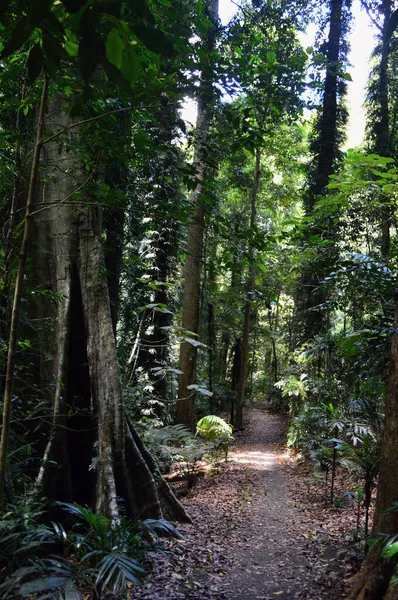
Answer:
[275, 374, 308, 415]
[0, 499, 180, 599]
[196, 415, 234, 462]
[370, 524, 398, 588]
[0, 0, 175, 89]
[142, 423, 201, 472]
[196, 415, 233, 441]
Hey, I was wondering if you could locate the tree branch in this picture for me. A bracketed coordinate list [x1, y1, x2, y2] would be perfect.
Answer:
[30, 170, 96, 217]
[42, 102, 178, 147]
[360, 0, 382, 32]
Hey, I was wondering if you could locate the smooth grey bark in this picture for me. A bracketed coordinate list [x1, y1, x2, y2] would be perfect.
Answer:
[33, 92, 80, 501]
[77, 207, 126, 519]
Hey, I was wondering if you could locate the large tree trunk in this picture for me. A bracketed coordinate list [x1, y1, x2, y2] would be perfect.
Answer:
[375, 0, 391, 260]
[177, 0, 219, 429]
[26, 92, 190, 523]
[32, 93, 92, 505]
[307, 0, 343, 205]
[349, 6, 397, 592]
[349, 295, 398, 598]
[299, 0, 346, 344]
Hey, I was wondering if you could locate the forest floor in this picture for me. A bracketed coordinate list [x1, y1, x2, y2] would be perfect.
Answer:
[133, 404, 364, 600]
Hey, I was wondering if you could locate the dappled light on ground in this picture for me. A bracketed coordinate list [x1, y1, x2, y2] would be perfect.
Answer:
[133, 405, 353, 600]
[231, 450, 276, 469]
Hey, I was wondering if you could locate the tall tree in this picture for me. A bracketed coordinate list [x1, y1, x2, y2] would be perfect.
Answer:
[234, 148, 260, 429]
[0, 0, 191, 521]
[349, 296, 398, 598]
[224, 0, 307, 425]
[365, 0, 394, 259]
[348, 3, 398, 598]
[177, 0, 219, 428]
[298, 0, 351, 344]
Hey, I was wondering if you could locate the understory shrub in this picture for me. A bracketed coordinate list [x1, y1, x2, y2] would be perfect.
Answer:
[196, 415, 234, 462]
[0, 498, 180, 599]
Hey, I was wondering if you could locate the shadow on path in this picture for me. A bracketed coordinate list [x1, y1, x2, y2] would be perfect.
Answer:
[133, 404, 346, 600]
[223, 404, 339, 600]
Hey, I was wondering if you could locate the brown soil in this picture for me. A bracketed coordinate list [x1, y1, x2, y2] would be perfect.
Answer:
[133, 405, 360, 600]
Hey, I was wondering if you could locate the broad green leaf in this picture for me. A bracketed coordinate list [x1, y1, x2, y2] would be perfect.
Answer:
[196, 415, 233, 438]
[154, 306, 173, 314]
[27, 43, 43, 83]
[132, 24, 174, 56]
[162, 367, 183, 375]
[188, 384, 213, 397]
[65, 40, 78, 57]
[102, 59, 132, 92]
[121, 43, 139, 85]
[106, 28, 124, 69]
[382, 541, 398, 559]
[42, 34, 66, 71]
[20, 577, 69, 596]
[183, 337, 202, 347]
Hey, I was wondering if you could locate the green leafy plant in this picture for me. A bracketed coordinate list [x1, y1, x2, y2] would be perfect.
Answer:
[288, 403, 323, 451]
[275, 374, 308, 416]
[337, 435, 380, 536]
[142, 423, 204, 476]
[196, 415, 234, 462]
[0, 500, 181, 599]
[369, 527, 398, 589]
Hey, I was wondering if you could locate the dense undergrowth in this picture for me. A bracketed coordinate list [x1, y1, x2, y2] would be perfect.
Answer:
[0, 498, 180, 599]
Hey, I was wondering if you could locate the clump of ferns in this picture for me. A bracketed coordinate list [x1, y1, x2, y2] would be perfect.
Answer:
[0, 498, 180, 599]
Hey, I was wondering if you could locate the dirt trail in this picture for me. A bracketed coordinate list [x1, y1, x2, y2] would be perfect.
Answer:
[134, 405, 348, 600]
[223, 405, 322, 600]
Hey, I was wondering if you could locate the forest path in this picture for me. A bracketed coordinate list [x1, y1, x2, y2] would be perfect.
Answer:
[134, 404, 348, 600]
[221, 404, 321, 600]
